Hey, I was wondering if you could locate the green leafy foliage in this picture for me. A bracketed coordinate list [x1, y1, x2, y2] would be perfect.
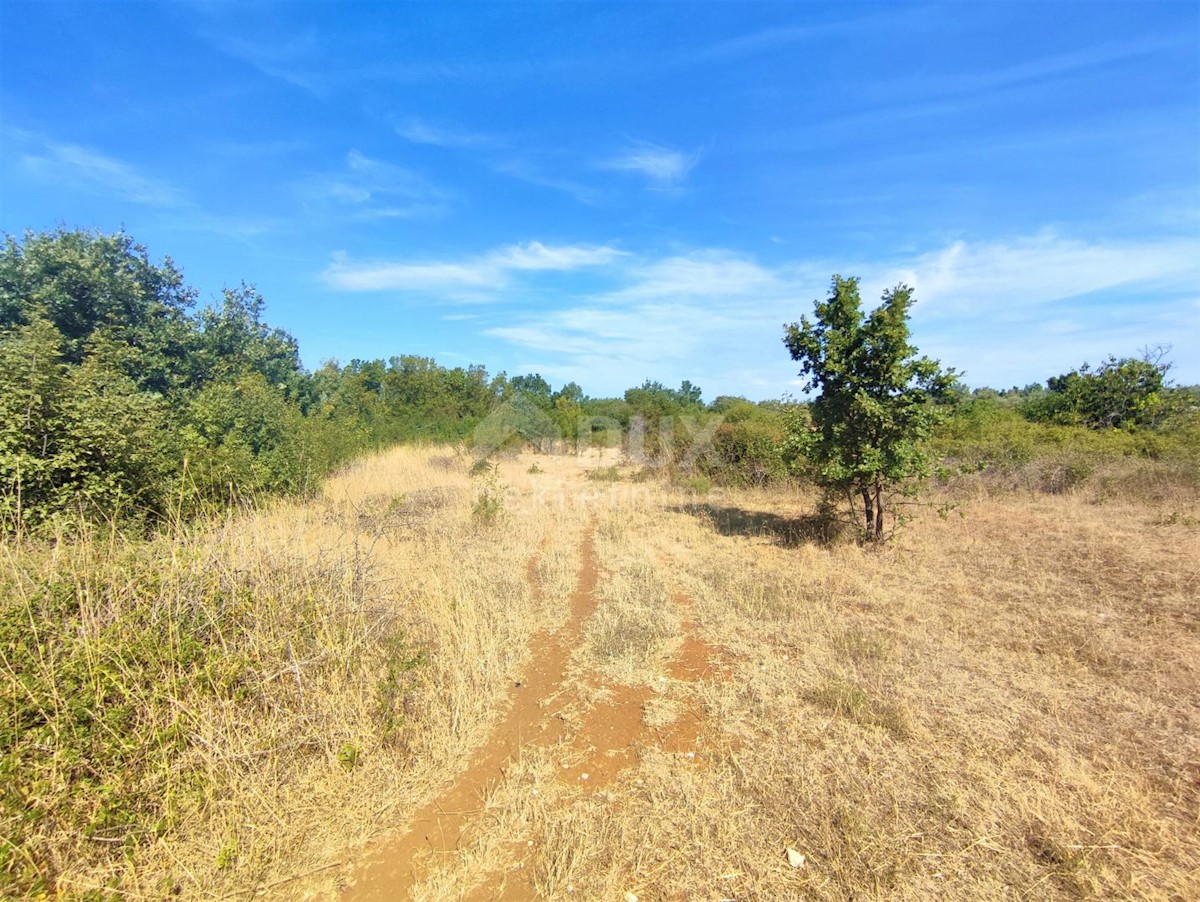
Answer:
[0, 230, 409, 531]
[0, 548, 250, 895]
[0, 316, 175, 529]
[0, 529, 425, 897]
[0, 229, 196, 393]
[470, 463, 507, 526]
[703, 399, 795, 487]
[783, 276, 956, 540]
[1021, 351, 1174, 429]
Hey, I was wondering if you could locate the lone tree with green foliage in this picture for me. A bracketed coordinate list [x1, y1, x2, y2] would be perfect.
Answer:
[783, 275, 956, 541]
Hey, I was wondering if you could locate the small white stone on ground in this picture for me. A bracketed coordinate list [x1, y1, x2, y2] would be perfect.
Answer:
[786, 847, 806, 868]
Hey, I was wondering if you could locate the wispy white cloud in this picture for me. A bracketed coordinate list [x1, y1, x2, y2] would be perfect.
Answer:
[195, 14, 558, 94]
[326, 257, 495, 293]
[492, 159, 604, 206]
[496, 242, 624, 271]
[299, 149, 449, 220]
[395, 118, 498, 149]
[486, 250, 809, 394]
[323, 240, 626, 296]
[158, 211, 287, 244]
[17, 139, 185, 207]
[862, 231, 1200, 386]
[876, 231, 1200, 320]
[599, 140, 699, 190]
[889, 33, 1190, 103]
[482, 232, 1200, 398]
[207, 29, 328, 95]
[645, 7, 915, 73]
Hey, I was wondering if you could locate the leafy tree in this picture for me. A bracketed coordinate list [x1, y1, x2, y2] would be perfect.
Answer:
[0, 228, 196, 394]
[551, 392, 584, 450]
[0, 231, 327, 530]
[783, 275, 956, 541]
[678, 379, 703, 407]
[509, 373, 553, 409]
[193, 283, 304, 398]
[0, 316, 171, 528]
[1022, 349, 1172, 429]
[180, 373, 309, 505]
[624, 380, 677, 418]
[472, 393, 559, 456]
[554, 381, 585, 404]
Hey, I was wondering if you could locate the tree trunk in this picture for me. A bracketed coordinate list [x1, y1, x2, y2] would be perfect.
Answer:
[873, 480, 884, 539]
[861, 487, 874, 539]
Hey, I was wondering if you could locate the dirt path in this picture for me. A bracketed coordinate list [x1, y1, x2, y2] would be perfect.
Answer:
[343, 512, 727, 901]
[342, 523, 599, 901]
[467, 586, 727, 900]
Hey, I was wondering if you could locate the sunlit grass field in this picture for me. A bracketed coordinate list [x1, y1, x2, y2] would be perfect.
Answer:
[2, 446, 1197, 899]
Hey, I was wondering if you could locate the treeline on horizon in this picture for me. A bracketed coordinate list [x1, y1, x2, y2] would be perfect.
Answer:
[2, 228, 1197, 533]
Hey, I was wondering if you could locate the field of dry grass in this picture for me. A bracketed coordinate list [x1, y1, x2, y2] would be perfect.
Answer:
[340, 450, 1200, 901]
[3, 445, 1198, 900]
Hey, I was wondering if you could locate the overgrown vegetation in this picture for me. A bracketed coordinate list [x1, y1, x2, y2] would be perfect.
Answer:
[0, 230, 335, 530]
[4, 229, 1197, 536]
[0, 506, 426, 898]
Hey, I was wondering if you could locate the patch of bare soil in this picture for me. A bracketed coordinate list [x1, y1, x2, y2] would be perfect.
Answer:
[469, 587, 728, 900]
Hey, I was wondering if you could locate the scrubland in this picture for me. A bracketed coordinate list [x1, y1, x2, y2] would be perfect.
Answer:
[3, 446, 1198, 900]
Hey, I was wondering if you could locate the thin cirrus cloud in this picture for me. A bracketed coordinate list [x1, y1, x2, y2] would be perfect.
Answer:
[204, 27, 328, 95]
[299, 149, 450, 220]
[882, 33, 1190, 106]
[395, 118, 498, 149]
[599, 141, 700, 189]
[491, 158, 605, 206]
[322, 241, 627, 295]
[396, 118, 606, 205]
[16, 136, 185, 207]
[880, 231, 1200, 321]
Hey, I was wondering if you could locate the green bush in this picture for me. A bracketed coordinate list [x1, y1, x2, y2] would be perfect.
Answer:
[932, 396, 1200, 497]
[705, 416, 790, 486]
[0, 317, 176, 530]
[0, 529, 426, 897]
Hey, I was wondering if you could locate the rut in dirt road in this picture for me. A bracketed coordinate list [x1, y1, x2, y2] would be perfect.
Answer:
[342, 521, 598, 901]
[468, 585, 729, 901]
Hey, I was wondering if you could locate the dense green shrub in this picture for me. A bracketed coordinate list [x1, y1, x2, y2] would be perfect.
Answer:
[0, 316, 175, 529]
[932, 394, 1200, 497]
[705, 416, 790, 486]
[1020, 354, 1172, 429]
[0, 231, 330, 531]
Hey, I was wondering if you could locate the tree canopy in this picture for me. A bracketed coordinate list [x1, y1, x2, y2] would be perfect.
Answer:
[783, 275, 955, 540]
[1020, 350, 1173, 429]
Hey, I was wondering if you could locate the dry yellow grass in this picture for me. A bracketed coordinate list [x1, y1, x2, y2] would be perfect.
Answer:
[2, 446, 585, 898]
[4, 445, 1197, 900]
[341, 452, 1200, 901]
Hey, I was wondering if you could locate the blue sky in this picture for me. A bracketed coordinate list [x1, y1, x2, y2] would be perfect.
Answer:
[2, 0, 1197, 399]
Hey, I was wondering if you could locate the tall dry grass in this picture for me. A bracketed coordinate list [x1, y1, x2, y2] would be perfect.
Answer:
[1, 446, 586, 898]
[4, 445, 1197, 900]
[372, 455, 1200, 901]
